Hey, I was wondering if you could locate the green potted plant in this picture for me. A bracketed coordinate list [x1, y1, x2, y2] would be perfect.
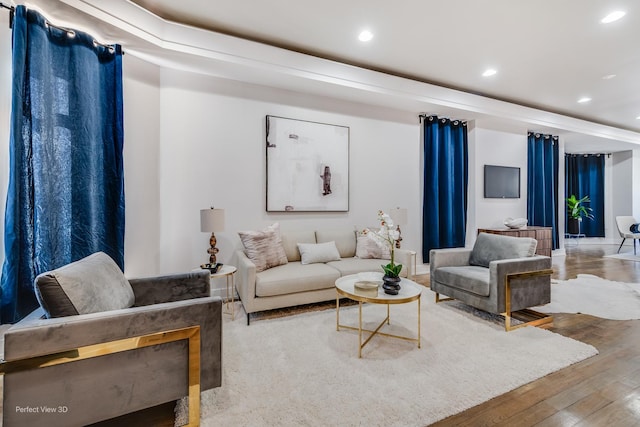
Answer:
[566, 194, 594, 235]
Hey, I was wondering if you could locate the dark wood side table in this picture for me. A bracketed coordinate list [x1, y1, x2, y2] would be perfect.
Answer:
[477, 226, 552, 257]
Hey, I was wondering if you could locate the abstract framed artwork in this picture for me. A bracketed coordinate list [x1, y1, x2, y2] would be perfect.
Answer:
[266, 115, 349, 212]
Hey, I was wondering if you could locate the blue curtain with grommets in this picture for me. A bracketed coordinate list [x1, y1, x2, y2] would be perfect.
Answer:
[527, 132, 560, 249]
[565, 154, 605, 237]
[422, 116, 468, 262]
[0, 6, 124, 323]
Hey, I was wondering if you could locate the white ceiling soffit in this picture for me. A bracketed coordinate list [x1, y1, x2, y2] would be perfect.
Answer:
[24, 0, 640, 148]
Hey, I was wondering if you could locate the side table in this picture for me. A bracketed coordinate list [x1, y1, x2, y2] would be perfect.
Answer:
[209, 265, 238, 318]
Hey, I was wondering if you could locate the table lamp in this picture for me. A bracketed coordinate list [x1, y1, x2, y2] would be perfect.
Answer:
[200, 207, 225, 264]
[389, 207, 408, 248]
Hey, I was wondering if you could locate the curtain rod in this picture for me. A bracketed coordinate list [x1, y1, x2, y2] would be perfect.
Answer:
[418, 113, 467, 126]
[0, 3, 122, 54]
[0, 2, 14, 28]
[566, 153, 611, 158]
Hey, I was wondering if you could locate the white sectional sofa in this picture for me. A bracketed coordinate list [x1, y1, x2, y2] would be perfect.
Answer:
[235, 227, 415, 324]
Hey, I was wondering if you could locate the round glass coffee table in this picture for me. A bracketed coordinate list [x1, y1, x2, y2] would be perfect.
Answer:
[335, 272, 422, 358]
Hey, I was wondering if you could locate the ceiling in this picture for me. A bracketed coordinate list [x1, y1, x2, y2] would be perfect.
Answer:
[15, 0, 640, 152]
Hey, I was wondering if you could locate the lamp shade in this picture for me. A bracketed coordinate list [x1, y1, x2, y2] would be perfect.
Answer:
[389, 208, 408, 225]
[200, 208, 225, 232]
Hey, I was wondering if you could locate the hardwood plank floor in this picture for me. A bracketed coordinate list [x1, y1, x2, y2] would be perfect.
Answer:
[6, 244, 640, 426]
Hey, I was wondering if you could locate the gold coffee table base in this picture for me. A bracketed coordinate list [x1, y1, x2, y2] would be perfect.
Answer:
[336, 299, 421, 358]
[335, 274, 422, 358]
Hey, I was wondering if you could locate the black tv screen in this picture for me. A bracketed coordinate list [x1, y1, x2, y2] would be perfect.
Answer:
[484, 165, 520, 199]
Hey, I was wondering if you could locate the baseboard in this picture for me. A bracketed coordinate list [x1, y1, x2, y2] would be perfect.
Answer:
[415, 264, 429, 275]
[552, 248, 566, 257]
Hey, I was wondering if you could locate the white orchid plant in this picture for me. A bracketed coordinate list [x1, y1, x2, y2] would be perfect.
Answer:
[363, 210, 403, 278]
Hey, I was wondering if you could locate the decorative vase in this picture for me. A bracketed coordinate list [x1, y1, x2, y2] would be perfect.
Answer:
[382, 275, 401, 295]
[567, 217, 581, 235]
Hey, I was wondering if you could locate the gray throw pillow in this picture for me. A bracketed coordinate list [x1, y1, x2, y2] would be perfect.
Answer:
[469, 232, 537, 268]
[34, 252, 135, 318]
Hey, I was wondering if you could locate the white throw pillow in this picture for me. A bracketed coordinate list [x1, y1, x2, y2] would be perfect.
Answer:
[297, 241, 341, 265]
[355, 231, 391, 259]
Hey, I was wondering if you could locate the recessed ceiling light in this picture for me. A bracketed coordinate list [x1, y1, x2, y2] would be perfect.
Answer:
[482, 68, 497, 77]
[601, 11, 626, 23]
[602, 74, 617, 80]
[636, 115, 640, 120]
[358, 30, 373, 42]
[577, 97, 592, 103]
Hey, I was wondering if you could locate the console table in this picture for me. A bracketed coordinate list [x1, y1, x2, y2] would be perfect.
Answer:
[477, 226, 552, 257]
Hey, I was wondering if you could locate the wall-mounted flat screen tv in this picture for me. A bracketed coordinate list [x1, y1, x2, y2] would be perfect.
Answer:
[484, 165, 520, 199]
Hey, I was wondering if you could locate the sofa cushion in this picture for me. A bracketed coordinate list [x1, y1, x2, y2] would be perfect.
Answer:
[355, 230, 391, 259]
[34, 252, 135, 318]
[297, 241, 341, 265]
[433, 266, 491, 297]
[280, 230, 316, 262]
[469, 232, 537, 268]
[326, 257, 392, 277]
[255, 262, 340, 297]
[316, 228, 357, 258]
[238, 223, 288, 272]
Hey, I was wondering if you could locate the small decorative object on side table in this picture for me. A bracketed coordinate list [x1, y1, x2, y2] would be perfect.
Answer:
[207, 264, 238, 318]
[503, 217, 528, 229]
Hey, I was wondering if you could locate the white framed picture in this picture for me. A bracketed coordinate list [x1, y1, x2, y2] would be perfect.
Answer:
[266, 116, 349, 212]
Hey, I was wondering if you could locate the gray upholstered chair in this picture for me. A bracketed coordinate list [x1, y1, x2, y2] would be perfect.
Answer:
[1, 252, 222, 427]
[430, 232, 553, 331]
[615, 216, 640, 255]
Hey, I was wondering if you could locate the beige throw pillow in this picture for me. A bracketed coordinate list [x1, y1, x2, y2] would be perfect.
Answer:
[355, 230, 391, 259]
[238, 223, 288, 272]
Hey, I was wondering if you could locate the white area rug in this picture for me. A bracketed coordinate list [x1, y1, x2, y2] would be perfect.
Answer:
[176, 289, 597, 426]
[604, 252, 640, 262]
[535, 274, 640, 320]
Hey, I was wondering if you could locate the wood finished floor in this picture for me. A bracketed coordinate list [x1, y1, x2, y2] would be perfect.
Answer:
[21, 244, 640, 426]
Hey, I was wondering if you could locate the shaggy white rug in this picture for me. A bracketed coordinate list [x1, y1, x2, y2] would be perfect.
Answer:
[176, 288, 597, 426]
[604, 252, 640, 262]
[535, 274, 640, 320]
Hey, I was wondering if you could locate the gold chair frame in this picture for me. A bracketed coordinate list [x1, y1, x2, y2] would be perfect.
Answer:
[0, 325, 201, 426]
[435, 269, 554, 332]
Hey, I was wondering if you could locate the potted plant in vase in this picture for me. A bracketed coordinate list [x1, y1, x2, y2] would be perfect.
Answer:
[365, 210, 403, 295]
[566, 194, 594, 235]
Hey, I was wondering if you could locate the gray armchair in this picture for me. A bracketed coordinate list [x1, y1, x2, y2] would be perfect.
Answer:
[1, 252, 222, 427]
[430, 232, 553, 331]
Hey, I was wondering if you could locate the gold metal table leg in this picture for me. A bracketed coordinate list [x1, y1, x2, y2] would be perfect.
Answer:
[336, 295, 340, 331]
[418, 297, 421, 348]
[358, 302, 363, 358]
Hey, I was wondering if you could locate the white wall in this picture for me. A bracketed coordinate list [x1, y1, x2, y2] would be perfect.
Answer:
[122, 55, 162, 276]
[633, 150, 640, 219]
[611, 150, 637, 248]
[147, 67, 422, 275]
[467, 126, 528, 246]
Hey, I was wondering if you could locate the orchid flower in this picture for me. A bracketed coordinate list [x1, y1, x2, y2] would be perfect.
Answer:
[365, 210, 403, 277]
